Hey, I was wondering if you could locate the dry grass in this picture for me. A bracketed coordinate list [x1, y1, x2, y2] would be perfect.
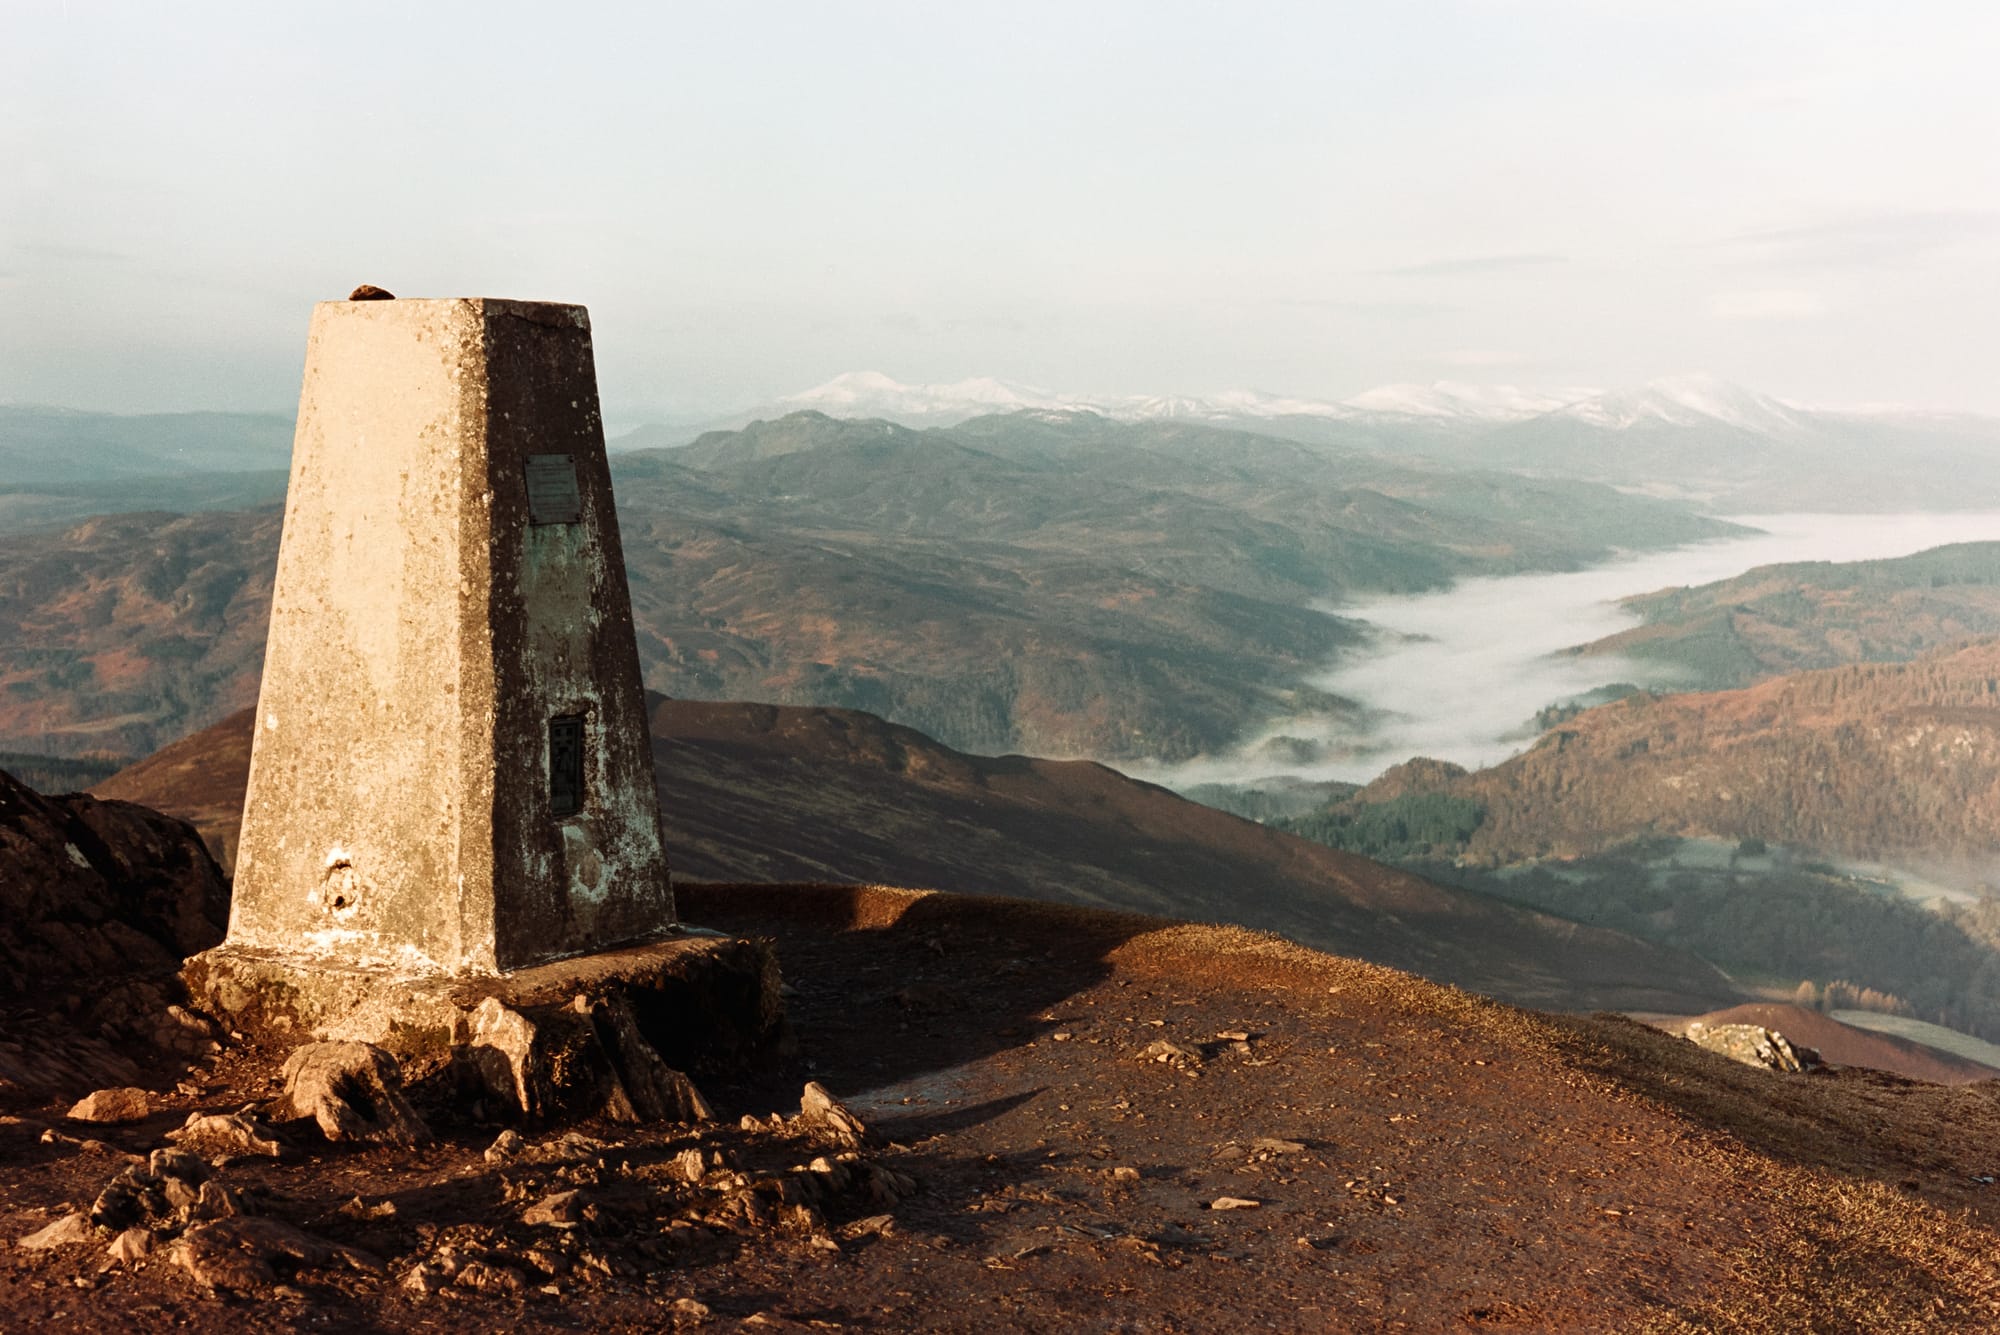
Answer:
[1640, 1170, 2000, 1333]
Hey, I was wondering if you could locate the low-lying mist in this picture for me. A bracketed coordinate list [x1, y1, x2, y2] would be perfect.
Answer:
[1148, 510, 2000, 791]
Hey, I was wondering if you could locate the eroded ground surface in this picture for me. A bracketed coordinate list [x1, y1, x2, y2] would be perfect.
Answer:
[7, 884, 2000, 1333]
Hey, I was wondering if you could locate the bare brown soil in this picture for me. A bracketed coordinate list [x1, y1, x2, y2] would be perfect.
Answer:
[7, 885, 2000, 1332]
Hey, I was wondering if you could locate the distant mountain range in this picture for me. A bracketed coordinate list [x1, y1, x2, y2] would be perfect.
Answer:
[759, 370, 1588, 427]
[675, 372, 2000, 511]
[14, 371, 2000, 513]
[0, 406, 293, 529]
[0, 411, 1734, 763]
[0, 405, 293, 483]
[757, 368, 1982, 440]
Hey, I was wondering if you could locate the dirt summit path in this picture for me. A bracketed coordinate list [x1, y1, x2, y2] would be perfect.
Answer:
[7, 884, 2000, 1332]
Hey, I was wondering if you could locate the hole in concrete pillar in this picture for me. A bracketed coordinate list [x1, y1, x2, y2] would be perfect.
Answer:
[322, 859, 364, 915]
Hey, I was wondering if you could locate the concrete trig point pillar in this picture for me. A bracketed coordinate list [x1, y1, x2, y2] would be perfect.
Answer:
[184, 296, 782, 1121]
[227, 297, 673, 974]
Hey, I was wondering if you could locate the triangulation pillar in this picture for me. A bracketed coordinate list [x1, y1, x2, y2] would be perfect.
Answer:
[223, 296, 673, 975]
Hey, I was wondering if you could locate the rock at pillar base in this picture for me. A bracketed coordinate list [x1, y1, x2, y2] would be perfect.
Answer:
[273, 1042, 432, 1145]
[463, 992, 714, 1125]
[183, 931, 787, 1124]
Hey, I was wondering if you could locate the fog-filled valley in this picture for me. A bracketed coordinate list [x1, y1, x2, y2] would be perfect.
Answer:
[1160, 510, 2000, 785]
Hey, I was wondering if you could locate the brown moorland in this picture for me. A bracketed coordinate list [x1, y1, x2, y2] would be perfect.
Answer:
[96, 701, 1738, 1017]
[1571, 541, 2000, 690]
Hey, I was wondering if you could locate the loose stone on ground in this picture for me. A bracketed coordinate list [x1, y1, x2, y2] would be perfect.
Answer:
[65, 1088, 151, 1125]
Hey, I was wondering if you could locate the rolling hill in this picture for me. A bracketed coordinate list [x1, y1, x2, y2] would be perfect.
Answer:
[1570, 540, 2000, 689]
[1448, 642, 2000, 867]
[1272, 643, 2000, 1041]
[0, 409, 1736, 764]
[0, 509, 279, 762]
[93, 699, 1740, 1016]
[1287, 641, 2000, 871]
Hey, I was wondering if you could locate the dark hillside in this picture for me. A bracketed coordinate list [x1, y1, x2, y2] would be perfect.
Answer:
[98, 701, 1741, 1016]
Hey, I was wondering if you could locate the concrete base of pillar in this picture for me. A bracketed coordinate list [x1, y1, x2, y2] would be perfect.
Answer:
[182, 930, 788, 1123]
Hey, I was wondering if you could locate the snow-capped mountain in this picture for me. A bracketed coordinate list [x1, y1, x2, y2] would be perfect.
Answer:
[774, 372, 1557, 428]
[1549, 374, 1809, 435]
[780, 372, 1367, 424]
[779, 371, 1829, 433]
[1451, 372, 2000, 508]
[1102, 388, 1357, 420]
[1340, 381, 1589, 422]
[628, 369, 2000, 511]
[782, 372, 1075, 421]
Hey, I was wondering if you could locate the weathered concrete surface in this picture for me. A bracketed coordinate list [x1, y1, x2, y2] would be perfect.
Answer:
[185, 931, 786, 1083]
[221, 297, 670, 976]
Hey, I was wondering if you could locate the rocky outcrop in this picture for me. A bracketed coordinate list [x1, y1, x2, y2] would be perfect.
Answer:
[29, 1143, 380, 1292]
[1, 766, 231, 1107]
[167, 1111, 288, 1160]
[0, 767, 227, 996]
[1685, 1021, 1822, 1074]
[168, 1216, 381, 1293]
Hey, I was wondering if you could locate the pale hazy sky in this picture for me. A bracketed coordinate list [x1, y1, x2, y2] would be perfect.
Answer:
[4, 1, 1998, 422]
